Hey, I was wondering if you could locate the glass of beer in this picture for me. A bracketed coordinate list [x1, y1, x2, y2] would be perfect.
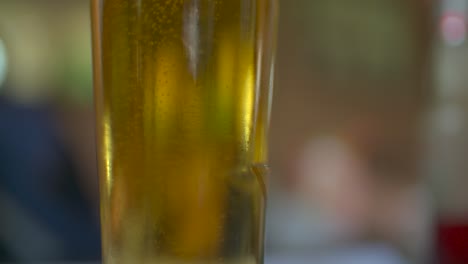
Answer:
[91, 0, 277, 263]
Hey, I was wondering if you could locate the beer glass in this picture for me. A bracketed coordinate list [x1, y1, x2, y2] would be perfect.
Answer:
[91, 0, 277, 263]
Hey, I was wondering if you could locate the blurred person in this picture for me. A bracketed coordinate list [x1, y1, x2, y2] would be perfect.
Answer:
[267, 0, 434, 262]
[0, 1, 101, 261]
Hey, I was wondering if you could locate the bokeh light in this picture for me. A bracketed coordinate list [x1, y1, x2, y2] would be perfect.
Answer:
[441, 12, 466, 46]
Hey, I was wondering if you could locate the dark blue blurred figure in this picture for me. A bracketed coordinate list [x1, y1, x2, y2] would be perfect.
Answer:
[0, 96, 101, 261]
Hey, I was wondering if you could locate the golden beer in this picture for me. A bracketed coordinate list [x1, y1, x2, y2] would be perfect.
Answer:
[91, 0, 277, 263]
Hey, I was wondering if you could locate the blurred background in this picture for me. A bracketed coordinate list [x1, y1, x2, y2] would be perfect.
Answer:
[0, 0, 467, 263]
